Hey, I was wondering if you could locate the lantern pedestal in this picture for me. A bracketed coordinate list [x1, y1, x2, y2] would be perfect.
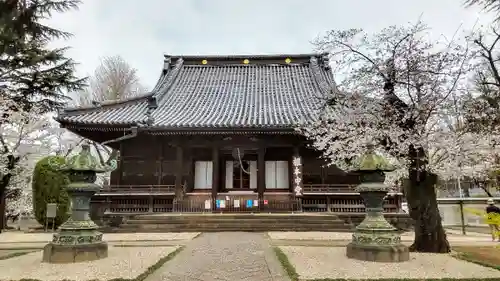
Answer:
[346, 182, 409, 262]
[43, 182, 108, 263]
[42, 241, 108, 264]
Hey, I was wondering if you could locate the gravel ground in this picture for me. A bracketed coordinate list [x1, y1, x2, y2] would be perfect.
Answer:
[268, 231, 491, 243]
[0, 232, 200, 244]
[0, 246, 179, 281]
[279, 246, 500, 280]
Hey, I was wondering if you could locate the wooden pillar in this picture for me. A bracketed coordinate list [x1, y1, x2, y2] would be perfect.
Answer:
[211, 147, 220, 212]
[257, 147, 266, 199]
[174, 146, 184, 199]
[211, 147, 219, 198]
[112, 142, 123, 186]
[148, 196, 154, 213]
[186, 148, 194, 193]
[288, 152, 294, 193]
[157, 141, 163, 186]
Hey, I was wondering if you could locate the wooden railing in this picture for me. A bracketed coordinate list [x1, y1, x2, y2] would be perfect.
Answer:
[97, 185, 176, 195]
[97, 184, 401, 195]
[302, 184, 357, 194]
[172, 198, 301, 213]
[302, 184, 403, 194]
[301, 197, 400, 213]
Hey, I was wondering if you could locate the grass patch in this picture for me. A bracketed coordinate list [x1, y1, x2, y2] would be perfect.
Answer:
[0, 251, 35, 261]
[7, 246, 185, 281]
[113, 244, 181, 248]
[452, 246, 500, 271]
[0, 239, 187, 244]
[118, 246, 184, 281]
[273, 246, 299, 281]
[0, 247, 43, 251]
[282, 277, 500, 281]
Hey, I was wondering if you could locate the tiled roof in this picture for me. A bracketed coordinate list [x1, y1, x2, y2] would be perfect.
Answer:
[57, 54, 336, 130]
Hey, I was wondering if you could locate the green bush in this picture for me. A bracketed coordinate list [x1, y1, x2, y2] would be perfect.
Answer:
[32, 156, 70, 228]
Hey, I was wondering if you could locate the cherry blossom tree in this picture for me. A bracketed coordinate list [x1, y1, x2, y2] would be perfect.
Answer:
[301, 22, 485, 253]
[0, 97, 55, 228]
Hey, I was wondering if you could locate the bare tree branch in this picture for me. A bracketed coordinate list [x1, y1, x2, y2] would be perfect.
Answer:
[73, 55, 146, 106]
[464, 0, 500, 22]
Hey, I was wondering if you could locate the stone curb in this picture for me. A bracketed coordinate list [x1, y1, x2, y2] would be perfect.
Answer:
[271, 239, 500, 247]
[0, 240, 192, 250]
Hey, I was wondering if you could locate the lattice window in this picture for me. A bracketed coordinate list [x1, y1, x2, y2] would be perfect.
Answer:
[121, 159, 157, 185]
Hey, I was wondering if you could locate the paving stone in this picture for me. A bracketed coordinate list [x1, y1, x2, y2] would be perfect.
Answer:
[145, 232, 290, 281]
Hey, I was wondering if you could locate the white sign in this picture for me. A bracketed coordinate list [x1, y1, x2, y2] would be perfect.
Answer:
[294, 167, 301, 176]
[292, 156, 301, 166]
[234, 199, 240, 208]
[46, 203, 57, 218]
[220, 200, 226, 208]
[294, 186, 303, 196]
[253, 200, 259, 207]
[204, 200, 211, 210]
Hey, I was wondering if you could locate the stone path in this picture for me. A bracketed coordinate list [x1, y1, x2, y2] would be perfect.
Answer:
[145, 232, 290, 281]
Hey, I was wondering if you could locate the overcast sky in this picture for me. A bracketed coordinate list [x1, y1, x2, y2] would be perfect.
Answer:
[46, 0, 493, 89]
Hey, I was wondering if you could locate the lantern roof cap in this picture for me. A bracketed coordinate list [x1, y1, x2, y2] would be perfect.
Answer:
[354, 148, 395, 172]
[57, 142, 116, 173]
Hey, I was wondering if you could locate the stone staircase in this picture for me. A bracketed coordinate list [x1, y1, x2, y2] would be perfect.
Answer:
[105, 213, 354, 233]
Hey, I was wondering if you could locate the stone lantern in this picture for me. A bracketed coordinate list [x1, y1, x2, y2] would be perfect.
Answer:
[42, 143, 117, 263]
[345, 149, 409, 262]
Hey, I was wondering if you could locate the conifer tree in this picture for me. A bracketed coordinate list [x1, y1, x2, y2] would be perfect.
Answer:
[0, 0, 85, 232]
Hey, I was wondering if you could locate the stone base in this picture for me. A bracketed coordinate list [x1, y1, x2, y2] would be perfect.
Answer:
[42, 242, 108, 264]
[346, 242, 409, 262]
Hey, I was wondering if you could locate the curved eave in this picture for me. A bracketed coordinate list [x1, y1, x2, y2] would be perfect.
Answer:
[57, 124, 306, 135]
[59, 65, 171, 115]
[61, 92, 152, 114]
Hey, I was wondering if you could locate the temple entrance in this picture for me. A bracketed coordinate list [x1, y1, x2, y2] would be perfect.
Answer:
[225, 148, 257, 190]
[233, 160, 250, 189]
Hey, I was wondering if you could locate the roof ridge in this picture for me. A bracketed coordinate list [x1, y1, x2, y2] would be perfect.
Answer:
[309, 56, 335, 96]
[153, 58, 185, 104]
[165, 53, 327, 60]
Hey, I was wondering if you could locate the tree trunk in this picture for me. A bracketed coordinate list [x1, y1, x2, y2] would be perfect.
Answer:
[477, 180, 493, 197]
[462, 181, 471, 197]
[405, 146, 450, 253]
[0, 186, 6, 233]
[0, 156, 18, 233]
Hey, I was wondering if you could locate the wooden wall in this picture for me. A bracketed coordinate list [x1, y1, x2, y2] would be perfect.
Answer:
[112, 133, 356, 188]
